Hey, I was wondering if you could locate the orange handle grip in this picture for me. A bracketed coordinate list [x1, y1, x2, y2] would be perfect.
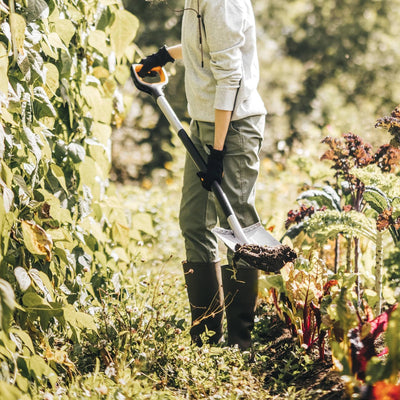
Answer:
[131, 64, 168, 98]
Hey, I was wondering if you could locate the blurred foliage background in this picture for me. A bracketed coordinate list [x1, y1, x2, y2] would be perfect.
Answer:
[114, 0, 400, 182]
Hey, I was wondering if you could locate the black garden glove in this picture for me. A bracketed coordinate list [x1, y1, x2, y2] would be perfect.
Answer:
[138, 45, 175, 78]
[197, 145, 225, 191]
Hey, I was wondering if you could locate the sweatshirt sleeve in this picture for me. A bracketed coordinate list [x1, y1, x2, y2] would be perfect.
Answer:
[202, 1, 247, 111]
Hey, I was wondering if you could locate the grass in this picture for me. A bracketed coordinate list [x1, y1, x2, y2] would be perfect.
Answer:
[51, 262, 339, 400]
[30, 138, 348, 399]
[43, 138, 347, 399]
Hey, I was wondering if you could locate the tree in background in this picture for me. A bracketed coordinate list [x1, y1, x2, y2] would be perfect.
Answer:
[256, 0, 400, 152]
[112, 0, 185, 181]
[114, 0, 400, 181]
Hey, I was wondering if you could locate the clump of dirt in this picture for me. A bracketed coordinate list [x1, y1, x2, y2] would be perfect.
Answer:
[233, 244, 297, 272]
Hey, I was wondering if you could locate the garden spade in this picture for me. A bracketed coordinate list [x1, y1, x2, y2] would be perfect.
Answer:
[131, 65, 296, 272]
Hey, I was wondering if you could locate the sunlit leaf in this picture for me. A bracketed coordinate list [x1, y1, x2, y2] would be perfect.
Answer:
[75, 311, 97, 332]
[14, 267, 31, 292]
[79, 217, 108, 243]
[109, 10, 138, 62]
[81, 85, 113, 124]
[43, 62, 59, 98]
[21, 220, 53, 261]
[10, 328, 35, 354]
[92, 66, 110, 80]
[29, 269, 53, 302]
[41, 36, 58, 59]
[67, 142, 85, 163]
[112, 222, 130, 247]
[50, 164, 68, 192]
[0, 382, 22, 400]
[53, 19, 75, 46]
[26, 354, 57, 387]
[47, 227, 73, 243]
[111, 246, 130, 263]
[22, 292, 50, 308]
[88, 30, 109, 56]
[10, 13, 26, 53]
[47, 32, 66, 50]
[92, 122, 112, 146]
[132, 213, 156, 236]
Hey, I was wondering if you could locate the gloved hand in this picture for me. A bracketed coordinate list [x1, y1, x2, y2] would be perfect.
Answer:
[138, 45, 175, 77]
[197, 145, 225, 191]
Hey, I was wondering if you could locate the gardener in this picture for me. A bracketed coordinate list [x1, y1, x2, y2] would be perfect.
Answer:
[138, 0, 267, 350]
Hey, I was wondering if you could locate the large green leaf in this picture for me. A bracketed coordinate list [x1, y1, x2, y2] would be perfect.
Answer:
[63, 304, 97, 333]
[88, 30, 110, 56]
[109, 9, 139, 62]
[0, 382, 22, 400]
[10, 13, 26, 53]
[22, 292, 49, 308]
[81, 85, 113, 124]
[297, 186, 341, 211]
[43, 62, 59, 98]
[363, 186, 390, 214]
[26, 354, 57, 387]
[53, 19, 75, 46]
[50, 164, 68, 192]
[132, 213, 156, 237]
[21, 220, 53, 261]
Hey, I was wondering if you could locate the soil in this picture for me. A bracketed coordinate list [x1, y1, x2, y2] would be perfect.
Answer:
[233, 244, 298, 272]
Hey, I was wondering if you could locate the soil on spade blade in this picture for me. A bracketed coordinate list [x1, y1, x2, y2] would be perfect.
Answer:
[234, 243, 297, 273]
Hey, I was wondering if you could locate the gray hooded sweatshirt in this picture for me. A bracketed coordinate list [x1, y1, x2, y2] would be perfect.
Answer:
[182, 0, 266, 122]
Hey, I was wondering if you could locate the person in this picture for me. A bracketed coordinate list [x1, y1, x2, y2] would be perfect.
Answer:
[138, 0, 266, 350]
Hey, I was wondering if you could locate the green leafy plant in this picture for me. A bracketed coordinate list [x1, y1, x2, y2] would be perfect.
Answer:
[284, 132, 400, 312]
[277, 111, 400, 396]
[262, 251, 334, 360]
[0, 0, 147, 395]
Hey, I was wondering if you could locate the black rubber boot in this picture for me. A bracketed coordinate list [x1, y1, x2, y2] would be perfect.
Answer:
[182, 261, 224, 346]
[221, 264, 259, 350]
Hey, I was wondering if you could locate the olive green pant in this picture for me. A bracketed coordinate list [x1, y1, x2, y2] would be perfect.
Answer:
[179, 115, 265, 263]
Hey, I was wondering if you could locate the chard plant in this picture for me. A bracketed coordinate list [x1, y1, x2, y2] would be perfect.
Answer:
[284, 132, 400, 312]
[275, 107, 400, 395]
[262, 251, 334, 360]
